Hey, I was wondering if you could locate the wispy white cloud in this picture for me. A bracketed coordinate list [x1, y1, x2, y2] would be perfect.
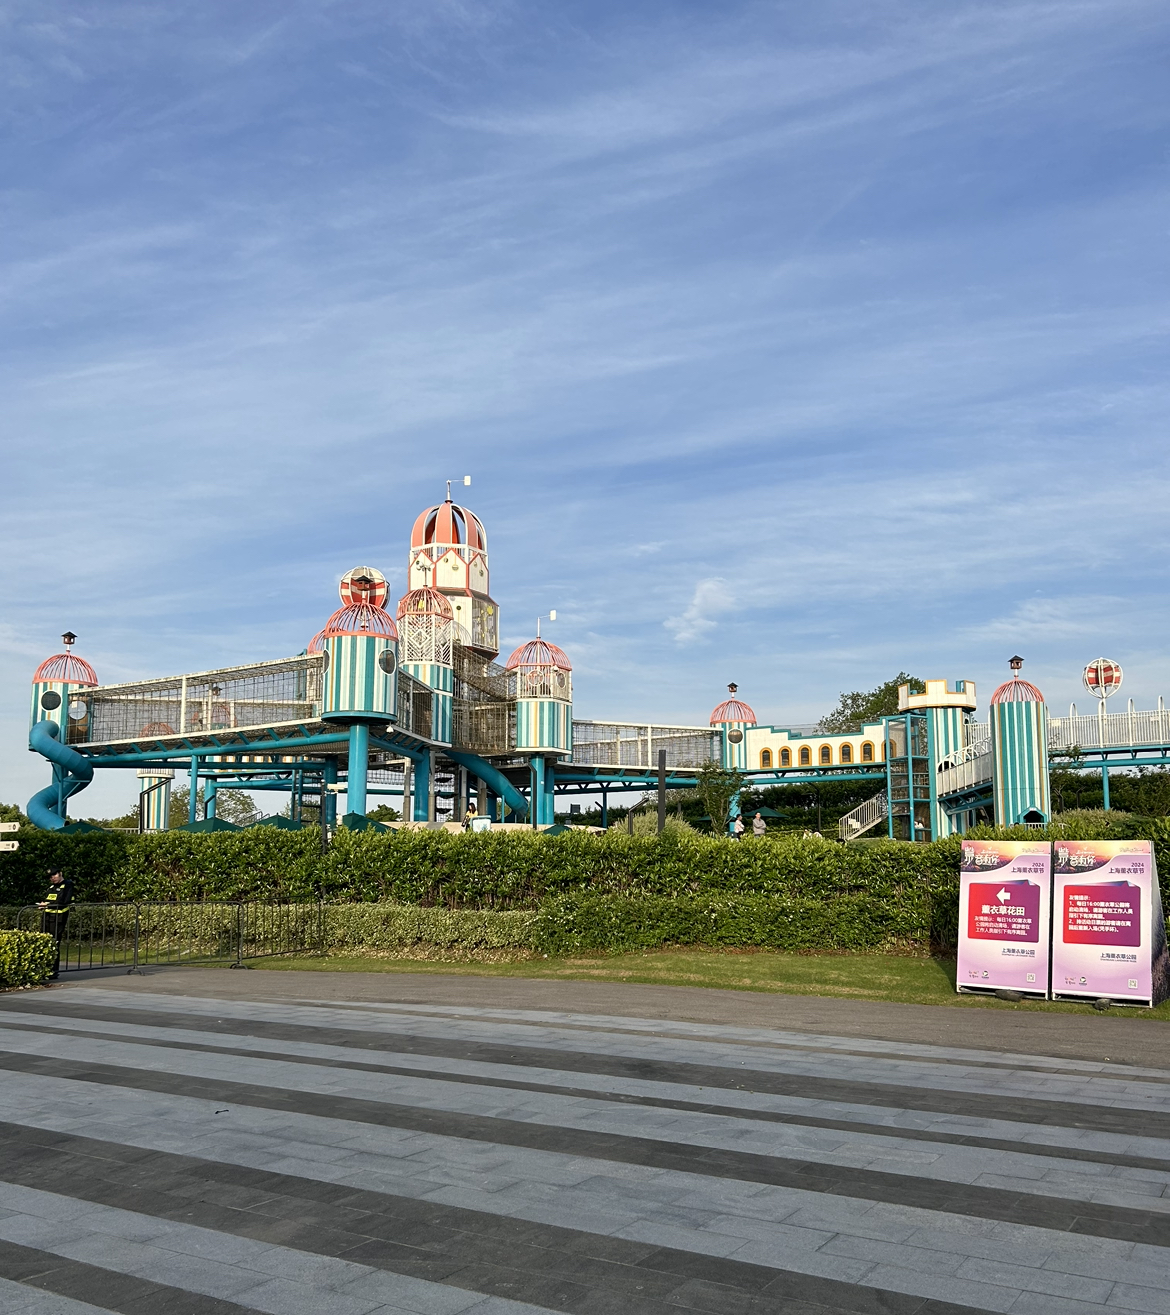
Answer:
[664, 578, 736, 644]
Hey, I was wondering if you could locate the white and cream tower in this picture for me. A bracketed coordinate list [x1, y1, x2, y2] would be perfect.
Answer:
[408, 483, 499, 658]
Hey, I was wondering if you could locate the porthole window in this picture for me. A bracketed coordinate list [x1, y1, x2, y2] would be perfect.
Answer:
[727, 729, 743, 744]
[321, 650, 330, 671]
[40, 691, 61, 710]
[378, 649, 396, 674]
[68, 700, 87, 720]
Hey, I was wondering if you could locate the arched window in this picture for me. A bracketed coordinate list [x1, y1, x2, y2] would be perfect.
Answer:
[760, 749, 772, 769]
[799, 746, 811, 766]
[780, 748, 791, 767]
[840, 743, 852, 763]
[820, 745, 832, 765]
[861, 741, 874, 762]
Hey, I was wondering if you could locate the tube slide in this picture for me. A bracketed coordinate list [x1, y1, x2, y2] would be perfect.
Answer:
[446, 749, 529, 818]
[28, 720, 94, 830]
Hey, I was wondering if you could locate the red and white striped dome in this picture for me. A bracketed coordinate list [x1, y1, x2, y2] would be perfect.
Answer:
[411, 501, 487, 551]
[505, 638, 572, 672]
[990, 678, 1045, 705]
[396, 587, 454, 621]
[322, 603, 398, 639]
[33, 652, 98, 686]
[710, 698, 756, 725]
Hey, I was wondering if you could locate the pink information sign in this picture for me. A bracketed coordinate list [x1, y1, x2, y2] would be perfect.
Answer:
[957, 840, 1051, 997]
[1052, 840, 1169, 1005]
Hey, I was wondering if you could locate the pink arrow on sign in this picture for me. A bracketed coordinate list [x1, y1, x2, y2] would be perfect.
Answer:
[997, 888, 1011, 904]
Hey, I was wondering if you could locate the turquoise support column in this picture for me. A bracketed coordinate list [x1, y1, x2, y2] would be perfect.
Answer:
[189, 758, 199, 825]
[205, 777, 217, 821]
[530, 757, 543, 828]
[413, 750, 431, 821]
[324, 759, 338, 827]
[1102, 764, 1111, 810]
[348, 723, 369, 818]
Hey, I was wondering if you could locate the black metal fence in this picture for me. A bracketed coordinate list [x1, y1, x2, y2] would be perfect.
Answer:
[12, 903, 325, 973]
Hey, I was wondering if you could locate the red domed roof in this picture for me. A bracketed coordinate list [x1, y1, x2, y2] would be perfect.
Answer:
[322, 603, 398, 639]
[411, 501, 487, 551]
[991, 678, 1045, 705]
[33, 653, 98, 686]
[396, 587, 454, 621]
[710, 698, 756, 725]
[505, 638, 572, 672]
[307, 629, 325, 654]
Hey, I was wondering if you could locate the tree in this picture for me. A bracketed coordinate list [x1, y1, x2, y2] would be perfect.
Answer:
[0, 803, 29, 827]
[168, 786, 260, 828]
[696, 764, 745, 836]
[367, 804, 401, 823]
[816, 673, 924, 733]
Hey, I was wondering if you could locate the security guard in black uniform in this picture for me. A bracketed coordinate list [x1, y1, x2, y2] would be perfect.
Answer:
[37, 869, 74, 979]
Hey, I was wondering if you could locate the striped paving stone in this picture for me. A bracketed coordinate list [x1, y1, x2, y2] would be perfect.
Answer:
[0, 986, 1166, 1313]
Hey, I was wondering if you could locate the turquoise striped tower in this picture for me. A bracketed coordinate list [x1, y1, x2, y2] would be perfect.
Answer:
[316, 570, 399, 821]
[896, 679, 978, 839]
[29, 635, 98, 745]
[710, 685, 756, 774]
[397, 588, 455, 746]
[990, 659, 1050, 826]
[506, 636, 573, 826]
[321, 623, 398, 721]
[137, 768, 173, 831]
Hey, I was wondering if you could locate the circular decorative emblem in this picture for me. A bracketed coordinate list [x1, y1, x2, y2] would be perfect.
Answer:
[378, 649, 396, 674]
[1082, 658, 1123, 701]
[339, 566, 388, 608]
[727, 729, 744, 743]
[40, 690, 62, 710]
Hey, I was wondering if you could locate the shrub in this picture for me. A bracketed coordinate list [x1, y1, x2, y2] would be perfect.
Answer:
[531, 892, 934, 955]
[324, 904, 537, 960]
[0, 930, 57, 988]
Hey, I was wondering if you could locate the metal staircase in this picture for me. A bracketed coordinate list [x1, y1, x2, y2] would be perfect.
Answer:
[838, 791, 888, 842]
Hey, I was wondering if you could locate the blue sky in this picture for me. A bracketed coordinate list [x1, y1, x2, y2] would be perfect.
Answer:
[3, 0, 1169, 815]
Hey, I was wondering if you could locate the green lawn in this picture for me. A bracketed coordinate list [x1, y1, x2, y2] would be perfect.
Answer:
[255, 948, 1170, 1018]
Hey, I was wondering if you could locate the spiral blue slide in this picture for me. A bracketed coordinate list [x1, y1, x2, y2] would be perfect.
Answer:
[28, 720, 94, 830]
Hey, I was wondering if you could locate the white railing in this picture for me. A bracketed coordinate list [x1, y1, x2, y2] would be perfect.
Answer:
[936, 750, 993, 798]
[838, 792, 888, 842]
[571, 721, 719, 769]
[1048, 706, 1170, 752]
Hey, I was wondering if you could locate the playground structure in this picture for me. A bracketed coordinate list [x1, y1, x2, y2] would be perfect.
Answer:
[25, 492, 1170, 839]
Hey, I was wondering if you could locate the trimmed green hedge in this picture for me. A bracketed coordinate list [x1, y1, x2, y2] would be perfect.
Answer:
[2, 816, 1167, 957]
[532, 893, 937, 955]
[0, 930, 57, 988]
[1, 828, 961, 905]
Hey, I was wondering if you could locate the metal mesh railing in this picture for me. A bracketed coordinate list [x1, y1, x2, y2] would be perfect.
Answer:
[16, 903, 324, 972]
[67, 656, 325, 746]
[571, 721, 719, 769]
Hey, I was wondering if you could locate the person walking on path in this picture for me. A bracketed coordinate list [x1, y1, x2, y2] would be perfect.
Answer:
[752, 812, 766, 838]
[37, 868, 74, 979]
[732, 814, 745, 840]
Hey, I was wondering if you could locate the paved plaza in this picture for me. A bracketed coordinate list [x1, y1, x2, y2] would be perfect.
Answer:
[0, 972, 1167, 1314]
